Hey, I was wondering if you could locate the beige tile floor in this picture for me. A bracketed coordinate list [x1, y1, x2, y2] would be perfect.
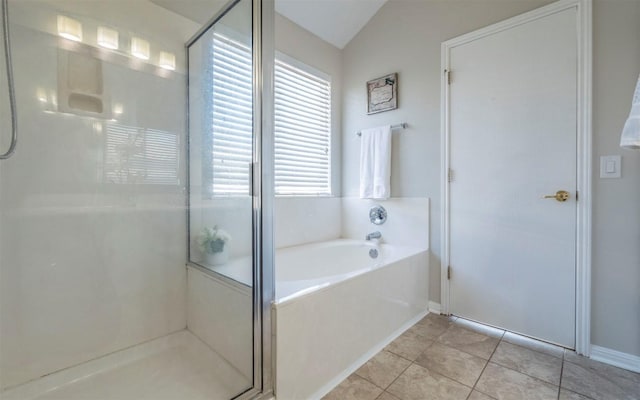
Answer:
[322, 314, 640, 400]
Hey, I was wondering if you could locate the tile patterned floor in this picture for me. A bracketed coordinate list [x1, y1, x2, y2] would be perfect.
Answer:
[322, 314, 640, 400]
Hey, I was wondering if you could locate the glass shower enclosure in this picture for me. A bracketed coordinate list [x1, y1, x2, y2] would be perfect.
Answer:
[0, 0, 273, 398]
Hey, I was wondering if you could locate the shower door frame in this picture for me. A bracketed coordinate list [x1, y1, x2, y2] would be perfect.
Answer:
[185, 0, 275, 398]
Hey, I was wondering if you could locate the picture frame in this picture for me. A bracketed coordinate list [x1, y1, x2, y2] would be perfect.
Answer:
[367, 73, 398, 114]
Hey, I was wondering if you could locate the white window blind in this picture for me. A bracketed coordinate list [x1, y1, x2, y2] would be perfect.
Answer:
[105, 123, 180, 185]
[274, 59, 331, 195]
[208, 33, 331, 196]
[210, 32, 253, 196]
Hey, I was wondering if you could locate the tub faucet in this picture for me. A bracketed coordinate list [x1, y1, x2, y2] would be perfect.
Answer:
[366, 231, 382, 241]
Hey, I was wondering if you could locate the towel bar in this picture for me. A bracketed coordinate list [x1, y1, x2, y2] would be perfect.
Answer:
[356, 122, 408, 136]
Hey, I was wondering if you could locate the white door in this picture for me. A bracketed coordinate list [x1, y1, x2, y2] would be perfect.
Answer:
[448, 8, 578, 347]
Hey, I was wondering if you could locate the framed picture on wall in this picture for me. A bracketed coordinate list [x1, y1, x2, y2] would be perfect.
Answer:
[367, 73, 398, 114]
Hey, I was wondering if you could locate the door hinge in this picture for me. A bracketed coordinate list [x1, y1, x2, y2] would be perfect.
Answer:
[447, 69, 452, 85]
[448, 168, 454, 182]
[576, 191, 579, 201]
[447, 266, 452, 280]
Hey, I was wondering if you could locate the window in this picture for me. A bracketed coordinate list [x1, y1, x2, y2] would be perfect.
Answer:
[208, 33, 331, 196]
[274, 57, 331, 196]
[104, 123, 180, 185]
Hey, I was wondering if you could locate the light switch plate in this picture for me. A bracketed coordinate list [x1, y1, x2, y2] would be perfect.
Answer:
[600, 155, 621, 178]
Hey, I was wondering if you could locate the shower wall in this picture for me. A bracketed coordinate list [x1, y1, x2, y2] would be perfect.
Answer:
[0, 1, 197, 389]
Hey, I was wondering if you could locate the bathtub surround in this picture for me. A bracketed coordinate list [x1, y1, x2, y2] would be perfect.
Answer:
[274, 241, 429, 400]
[274, 197, 342, 249]
[342, 0, 640, 360]
[273, 197, 429, 399]
[342, 197, 429, 250]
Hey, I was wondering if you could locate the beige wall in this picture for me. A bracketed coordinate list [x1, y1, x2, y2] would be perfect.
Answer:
[342, 0, 640, 357]
[591, 0, 640, 357]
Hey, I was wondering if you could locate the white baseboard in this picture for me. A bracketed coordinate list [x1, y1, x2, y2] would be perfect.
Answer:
[428, 301, 442, 314]
[590, 345, 640, 374]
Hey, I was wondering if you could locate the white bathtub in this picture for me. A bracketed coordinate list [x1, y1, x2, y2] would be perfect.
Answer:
[276, 239, 424, 302]
[274, 239, 429, 400]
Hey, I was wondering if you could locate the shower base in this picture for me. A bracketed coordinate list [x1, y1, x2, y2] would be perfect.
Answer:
[1, 330, 250, 400]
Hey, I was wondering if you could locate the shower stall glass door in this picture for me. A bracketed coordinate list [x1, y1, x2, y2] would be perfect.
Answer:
[186, 0, 255, 397]
[187, 0, 274, 398]
[0, 0, 273, 399]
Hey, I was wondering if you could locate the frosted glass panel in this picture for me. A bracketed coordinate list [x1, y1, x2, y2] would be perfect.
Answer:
[188, 0, 254, 289]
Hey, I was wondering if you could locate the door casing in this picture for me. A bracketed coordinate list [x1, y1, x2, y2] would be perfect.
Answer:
[440, 0, 592, 355]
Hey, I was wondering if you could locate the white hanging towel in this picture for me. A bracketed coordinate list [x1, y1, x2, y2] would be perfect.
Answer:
[359, 125, 392, 199]
[620, 73, 640, 149]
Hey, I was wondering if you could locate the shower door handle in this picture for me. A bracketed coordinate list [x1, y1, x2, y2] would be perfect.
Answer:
[249, 162, 255, 197]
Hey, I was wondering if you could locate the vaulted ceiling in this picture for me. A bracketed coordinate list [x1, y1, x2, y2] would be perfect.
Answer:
[275, 0, 387, 49]
[150, 0, 388, 49]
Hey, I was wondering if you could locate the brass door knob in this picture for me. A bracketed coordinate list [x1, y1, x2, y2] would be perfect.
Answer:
[543, 190, 570, 202]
